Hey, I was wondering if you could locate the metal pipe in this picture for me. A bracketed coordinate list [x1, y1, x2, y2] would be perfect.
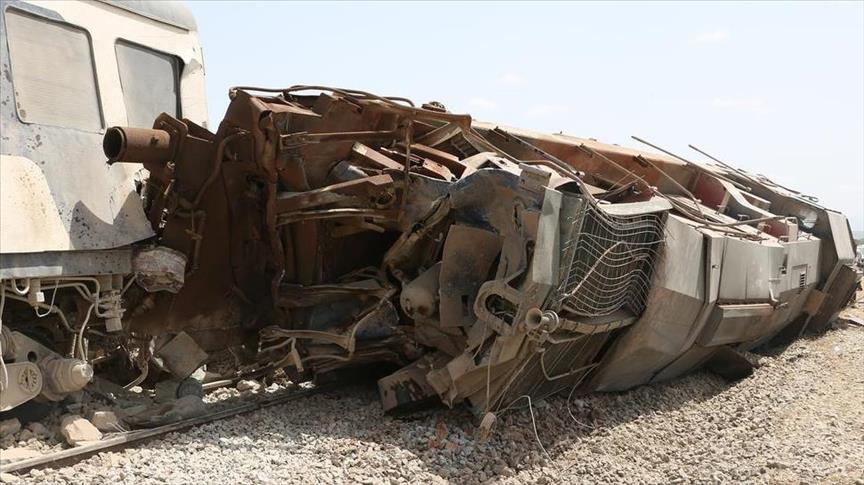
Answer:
[634, 154, 706, 218]
[631, 136, 751, 192]
[688, 144, 741, 173]
[193, 131, 246, 207]
[103, 127, 173, 165]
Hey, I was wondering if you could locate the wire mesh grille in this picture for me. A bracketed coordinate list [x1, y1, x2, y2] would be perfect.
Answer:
[554, 200, 665, 317]
[489, 197, 666, 413]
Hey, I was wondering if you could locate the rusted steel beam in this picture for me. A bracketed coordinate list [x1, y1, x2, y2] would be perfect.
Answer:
[351, 143, 404, 171]
[280, 130, 402, 149]
[274, 175, 395, 213]
[405, 142, 467, 177]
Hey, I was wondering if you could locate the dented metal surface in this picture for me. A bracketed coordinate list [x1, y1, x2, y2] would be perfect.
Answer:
[2, 82, 860, 427]
[89, 85, 859, 417]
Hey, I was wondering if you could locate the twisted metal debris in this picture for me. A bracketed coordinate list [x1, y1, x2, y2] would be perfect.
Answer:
[3, 84, 860, 431]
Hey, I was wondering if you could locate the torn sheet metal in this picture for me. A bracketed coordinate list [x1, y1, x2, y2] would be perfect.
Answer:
[6, 84, 854, 422]
[91, 85, 860, 422]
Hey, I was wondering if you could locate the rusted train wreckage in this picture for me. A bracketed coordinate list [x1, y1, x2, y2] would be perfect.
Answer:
[1, 85, 859, 428]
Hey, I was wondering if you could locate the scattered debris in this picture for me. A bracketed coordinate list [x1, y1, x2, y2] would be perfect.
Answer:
[132, 246, 188, 294]
[16, 429, 34, 442]
[154, 380, 182, 404]
[155, 332, 209, 380]
[117, 404, 149, 420]
[236, 380, 261, 393]
[10, 321, 864, 483]
[0, 418, 21, 439]
[163, 396, 207, 422]
[24, 422, 49, 438]
[59, 415, 102, 446]
[89, 411, 121, 433]
[843, 316, 864, 327]
[0, 472, 18, 483]
[0, 448, 40, 464]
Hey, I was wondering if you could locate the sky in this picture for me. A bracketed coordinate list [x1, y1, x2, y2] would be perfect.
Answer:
[187, 1, 864, 230]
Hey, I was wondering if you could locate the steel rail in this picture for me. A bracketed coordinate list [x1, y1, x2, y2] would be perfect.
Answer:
[0, 384, 335, 475]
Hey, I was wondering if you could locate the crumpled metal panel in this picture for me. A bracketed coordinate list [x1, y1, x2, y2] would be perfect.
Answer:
[89, 84, 860, 425]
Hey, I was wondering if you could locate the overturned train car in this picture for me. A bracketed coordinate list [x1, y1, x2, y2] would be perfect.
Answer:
[4, 85, 861, 422]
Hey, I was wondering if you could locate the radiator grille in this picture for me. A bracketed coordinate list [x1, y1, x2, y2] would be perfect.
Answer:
[554, 200, 665, 317]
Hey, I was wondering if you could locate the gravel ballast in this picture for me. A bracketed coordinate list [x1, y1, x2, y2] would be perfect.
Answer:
[4, 304, 863, 484]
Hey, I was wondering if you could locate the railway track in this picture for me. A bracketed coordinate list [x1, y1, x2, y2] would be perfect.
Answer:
[0, 384, 333, 475]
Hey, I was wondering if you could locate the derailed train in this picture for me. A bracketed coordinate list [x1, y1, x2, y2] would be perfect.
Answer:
[103, 86, 861, 413]
[2, 85, 860, 425]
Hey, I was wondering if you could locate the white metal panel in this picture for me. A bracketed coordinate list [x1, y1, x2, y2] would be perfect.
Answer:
[782, 238, 821, 293]
[718, 238, 784, 301]
[0, 156, 71, 252]
[0, 0, 207, 254]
